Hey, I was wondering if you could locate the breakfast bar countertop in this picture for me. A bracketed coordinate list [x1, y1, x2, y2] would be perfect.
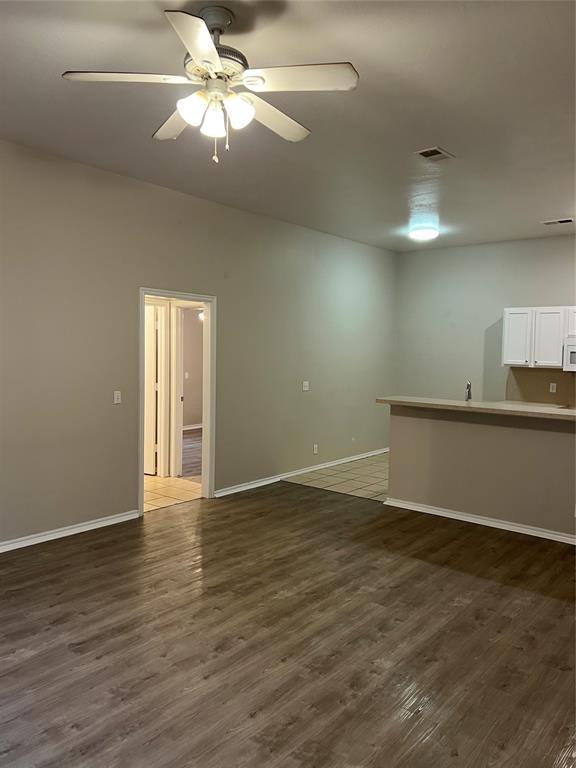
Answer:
[376, 395, 576, 422]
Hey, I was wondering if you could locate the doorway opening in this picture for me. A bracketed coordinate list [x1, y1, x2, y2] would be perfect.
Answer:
[181, 306, 204, 482]
[139, 289, 216, 514]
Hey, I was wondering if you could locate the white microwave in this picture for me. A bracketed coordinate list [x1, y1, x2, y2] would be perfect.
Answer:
[563, 339, 576, 371]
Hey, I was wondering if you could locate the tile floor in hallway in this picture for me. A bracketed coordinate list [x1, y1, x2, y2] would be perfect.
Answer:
[285, 451, 389, 500]
[143, 475, 202, 511]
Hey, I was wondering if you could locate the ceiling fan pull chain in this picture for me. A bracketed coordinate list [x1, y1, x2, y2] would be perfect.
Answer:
[225, 112, 230, 151]
[212, 136, 219, 164]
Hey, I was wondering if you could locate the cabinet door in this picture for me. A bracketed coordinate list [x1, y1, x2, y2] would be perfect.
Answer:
[533, 307, 566, 367]
[502, 308, 533, 366]
[566, 306, 576, 337]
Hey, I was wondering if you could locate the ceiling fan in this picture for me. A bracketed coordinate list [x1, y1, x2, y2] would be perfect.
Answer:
[62, 6, 359, 162]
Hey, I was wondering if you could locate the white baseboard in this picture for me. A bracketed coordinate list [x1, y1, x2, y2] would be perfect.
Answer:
[0, 510, 140, 554]
[384, 498, 575, 545]
[215, 448, 389, 498]
[183, 424, 202, 431]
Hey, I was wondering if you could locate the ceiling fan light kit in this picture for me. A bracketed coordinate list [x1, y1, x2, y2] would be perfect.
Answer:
[200, 101, 226, 139]
[176, 91, 209, 126]
[62, 6, 359, 163]
[224, 93, 256, 130]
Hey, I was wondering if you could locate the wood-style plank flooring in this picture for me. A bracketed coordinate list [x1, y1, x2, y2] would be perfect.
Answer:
[0, 483, 574, 768]
[182, 428, 202, 479]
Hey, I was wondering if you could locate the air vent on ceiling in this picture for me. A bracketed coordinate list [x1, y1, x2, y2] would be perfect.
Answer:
[415, 146, 455, 161]
[541, 217, 574, 226]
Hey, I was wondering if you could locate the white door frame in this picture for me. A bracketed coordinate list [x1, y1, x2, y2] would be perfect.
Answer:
[169, 304, 184, 477]
[155, 299, 171, 476]
[143, 303, 158, 475]
[138, 287, 217, 514]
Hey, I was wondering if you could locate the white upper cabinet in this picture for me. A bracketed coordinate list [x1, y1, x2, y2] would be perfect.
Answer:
[533, 307, 567, 367]
[567, 306, 576, 337]
[502, 308, 533, 366]
[502, 306, 576, 368]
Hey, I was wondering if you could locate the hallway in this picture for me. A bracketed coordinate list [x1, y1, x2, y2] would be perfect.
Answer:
[182, 427, 202, 480]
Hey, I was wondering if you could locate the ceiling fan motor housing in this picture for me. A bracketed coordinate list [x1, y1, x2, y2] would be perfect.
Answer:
[183, 7, 248, 80]
[184, 45, 248, 80]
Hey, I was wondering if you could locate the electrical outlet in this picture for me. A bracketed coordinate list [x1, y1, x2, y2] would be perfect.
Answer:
[113, 390, 122, 404]
[313, 443, 319, 455]
[549, 383, 557, 393]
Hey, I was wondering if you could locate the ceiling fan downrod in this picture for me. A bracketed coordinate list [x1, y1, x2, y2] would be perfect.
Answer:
[199, 6, 235, 45]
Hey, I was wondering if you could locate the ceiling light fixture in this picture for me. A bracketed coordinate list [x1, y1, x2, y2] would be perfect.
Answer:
[175, 86, 256, 161]
[200, 100, 226, 138]
[224, 93, 255, 129]
[62, 7, 360, 165]
[176, 91, 209, 126]
[178, 79, 257, 161]
[408, 226, 440, 242]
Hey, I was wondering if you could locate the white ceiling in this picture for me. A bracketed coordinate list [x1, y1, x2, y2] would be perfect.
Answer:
[0, 1, 574, 250]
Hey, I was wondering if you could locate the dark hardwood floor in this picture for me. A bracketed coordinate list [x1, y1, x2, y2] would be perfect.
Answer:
[182, 428, 202, 479]
[0, 483, 574, 768]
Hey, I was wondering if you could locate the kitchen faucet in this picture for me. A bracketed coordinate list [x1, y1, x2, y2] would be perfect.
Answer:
[465, 380, 472, 401]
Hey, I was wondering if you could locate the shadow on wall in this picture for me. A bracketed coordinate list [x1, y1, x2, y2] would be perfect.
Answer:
[482, 318, 508, 401]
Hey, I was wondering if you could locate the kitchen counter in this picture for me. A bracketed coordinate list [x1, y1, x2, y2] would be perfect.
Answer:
[376, 395, 575, 543]
[376, 396, 576, 422]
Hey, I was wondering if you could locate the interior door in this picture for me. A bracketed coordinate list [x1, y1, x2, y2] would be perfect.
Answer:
[144, 304, 157, 475]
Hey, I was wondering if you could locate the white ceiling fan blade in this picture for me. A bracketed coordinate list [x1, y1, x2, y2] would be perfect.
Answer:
[153, 111, 188, 141]
[245, 95, 310, 142]
[242, 63, 359, 93]
[164, 11, 222, 73]
[62, 71, 196, 84]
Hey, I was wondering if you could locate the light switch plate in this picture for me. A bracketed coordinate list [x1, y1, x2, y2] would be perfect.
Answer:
[302, 380, 310, 392]
[113, 390, 122, 404]
[549, 383, 557, 393]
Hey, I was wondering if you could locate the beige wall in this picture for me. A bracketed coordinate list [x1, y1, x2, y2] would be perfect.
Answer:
[0, 140, 396, 541]
[394, 236, 576, 401]
[1, 137, 573, 544]
[182, 308, 203, 427]
[387, 405, 575, 537]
